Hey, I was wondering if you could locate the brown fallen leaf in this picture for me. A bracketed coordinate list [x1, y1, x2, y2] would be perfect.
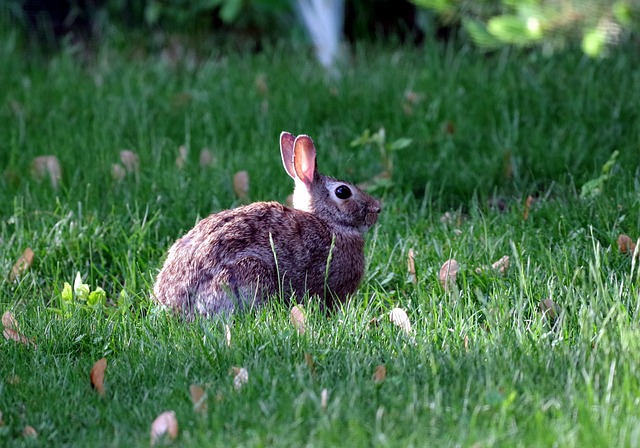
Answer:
[255, 74, 268, 96]
[404, 90, 423, 105]
[2, 312, 35, 347]
[119, 150, 139, 174]
[9, 247, 34, 282]
[407, 248, 416, 283]
[90, 358, 107, 396]
[290, 305, 306, 335]
[439, 259, 460, 291]
[617, 234, 637, 256]
[175, 145, 188, 169]
[491, 255, 510, 275]
[389, 308, 412, 334]
[444, 121, 456, 135]
[7, 375, 20, 385]
[3, 328, 33, 346]
[304, 353, 316, 376]
[372, 365, 386, 384]
[31, 155, 62, 190]
[232, 367, 248, 391]
[2, 311, 18, 330]
[539, 298, 560, 327]
[111, 163, 126, 182]
[23, 425, 37, 438]
[523, 195, 534, 221]
[233, 171, 249, 202]
[199, 149, 215, 168]
[320, 388, 329, 410]
[150, 410, 179, 445]
[189, 384, 207, 415]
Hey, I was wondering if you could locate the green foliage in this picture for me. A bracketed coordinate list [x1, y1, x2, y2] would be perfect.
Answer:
[55, 272, 108, 316]
[2, 23, 640, 447]
[107, 0, 293, 31]
[414, 0, 640, 56]
[350, 128, 412, 191]
[579, 150, 620, 199]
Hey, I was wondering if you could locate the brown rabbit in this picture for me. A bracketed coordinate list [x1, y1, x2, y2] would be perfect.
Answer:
[153, 132, 381, 316]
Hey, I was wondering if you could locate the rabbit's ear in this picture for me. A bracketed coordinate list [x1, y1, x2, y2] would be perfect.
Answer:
[293, 135, 316, 186]
[280, 132, 296, 179]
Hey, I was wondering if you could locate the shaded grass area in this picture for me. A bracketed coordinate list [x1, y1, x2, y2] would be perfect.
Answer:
[1, 24, 640, 447]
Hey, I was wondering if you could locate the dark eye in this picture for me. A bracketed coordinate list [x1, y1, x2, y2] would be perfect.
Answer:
[335, 185, 352, 199]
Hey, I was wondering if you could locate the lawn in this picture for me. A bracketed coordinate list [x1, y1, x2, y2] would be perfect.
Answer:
[1, 23, 640, 447]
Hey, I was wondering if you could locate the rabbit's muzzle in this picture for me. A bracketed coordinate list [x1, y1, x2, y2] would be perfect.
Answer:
[363, 200, 382, 230]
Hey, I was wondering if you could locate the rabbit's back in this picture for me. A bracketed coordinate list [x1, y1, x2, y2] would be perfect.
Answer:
[153, 201, 365, 315]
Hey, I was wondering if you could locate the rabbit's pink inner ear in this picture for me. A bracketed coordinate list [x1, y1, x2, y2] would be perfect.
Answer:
[280, 132, 297, 179]
[293, 135, 316, 185]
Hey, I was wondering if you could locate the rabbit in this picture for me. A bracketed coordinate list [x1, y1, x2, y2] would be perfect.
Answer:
[153, 132, 381, 317]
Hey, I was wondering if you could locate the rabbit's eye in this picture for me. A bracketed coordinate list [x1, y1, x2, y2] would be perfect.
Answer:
[335, 185, 352, 199]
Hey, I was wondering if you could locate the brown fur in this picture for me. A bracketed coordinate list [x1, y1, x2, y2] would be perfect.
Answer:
[153, 132, 381, 316]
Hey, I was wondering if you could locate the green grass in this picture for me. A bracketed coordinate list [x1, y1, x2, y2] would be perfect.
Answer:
[2, 24, 640, 447]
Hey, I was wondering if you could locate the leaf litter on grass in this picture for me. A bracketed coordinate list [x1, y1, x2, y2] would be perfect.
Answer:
[90, 358, 107, 396]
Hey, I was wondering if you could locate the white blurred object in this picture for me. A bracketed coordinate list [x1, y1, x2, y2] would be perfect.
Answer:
[296, 0, 344, 74]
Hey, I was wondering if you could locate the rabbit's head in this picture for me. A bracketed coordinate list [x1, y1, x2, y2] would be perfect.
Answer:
[280, 132, 381, 233]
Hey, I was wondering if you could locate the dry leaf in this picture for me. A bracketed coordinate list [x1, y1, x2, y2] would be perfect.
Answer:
[444, 121, 456, 134]
[372, 365, 386, 384]
[22, 425, 37, 438]
[2, 311, 18, 330]
[232, 367, 248, 391]
[189, 385, 207, 415]
[439, 259, 460, 291]
[150, 410, 179, 445]
[539, 298, 559, 323]
[3, 328, 33, 346]
[404, 90, 423, 104]
[320, 388, 328, 410]
[290, 305, 306, 335]
[90, 358, 107, 396]
[9, 247, 34, 282]
[224, 324, 231, 347]
[618, 234, 637, 256]
[2, 312, 35, 347]
[0, 410, 3, 426]
[119, 150, 139, 174]
[111, 163, 126, 182]
[199, 149, 215, 168]
[491, 255, 510, 275]
[523, 195, 534, 221]
[31, 155, 62, 190]
[7, 375, 20, 385]
[175, 145, 188, 169]
[389, 307, 412, 334]
[407, 248, 416, 283]
[440, 212, 454, 225]
[233, 171, 249, 202]
[464, 335, 469, 352]
[255, 74, 268, 96]
[304, 353, 316, 376]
